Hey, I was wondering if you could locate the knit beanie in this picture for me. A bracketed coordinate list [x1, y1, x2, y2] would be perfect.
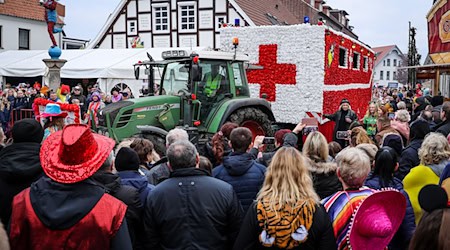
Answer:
[410, 120, 430, 141]
[340, 99, 350, 105]
[381, 133, 403, 156]
[12, 118, 44, 143]
[115, 147, 140, 171]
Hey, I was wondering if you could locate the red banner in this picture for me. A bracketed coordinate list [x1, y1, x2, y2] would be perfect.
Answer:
[428, 1, 450, 54]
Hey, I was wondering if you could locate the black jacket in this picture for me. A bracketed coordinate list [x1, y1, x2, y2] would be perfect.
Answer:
[233, 203, 336, 250]
[146, 157, 170, 185]
[434, 119, 450, 137]
[144, 168, 242, 249]
[0, 143, 42, 225]
[396, 139, 423, 180]
[91, 171, 144, 250]
[200, 140, 233, 167]
[324, 109, 358, 141]
[306, 158, 342, 199]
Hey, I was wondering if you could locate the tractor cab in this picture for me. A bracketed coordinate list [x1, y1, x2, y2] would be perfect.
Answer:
[134, 48, 251, 131]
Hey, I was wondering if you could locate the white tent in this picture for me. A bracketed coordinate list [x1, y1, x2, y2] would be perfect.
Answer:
[0, 47, 203, 96]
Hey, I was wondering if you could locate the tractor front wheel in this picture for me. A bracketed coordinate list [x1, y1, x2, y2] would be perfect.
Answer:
[228, 108, 273, 138]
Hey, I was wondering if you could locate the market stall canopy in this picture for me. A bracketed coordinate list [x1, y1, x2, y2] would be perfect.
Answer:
[0, 47, 203, 79]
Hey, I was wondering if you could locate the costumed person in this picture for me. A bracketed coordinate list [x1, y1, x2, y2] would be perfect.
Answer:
[86, 92, 105, 127]
[364, 147, 416, 249]
[40, 86, 51, 98]
[41, 0, 63, 47]
[324, 99, 358, 148]
[233, 147, 336, 249]
[41, 103, 67, 140]
[322, 148, 407, 250]
[8, 124, 132, 249]
[56, 84, 70, 103]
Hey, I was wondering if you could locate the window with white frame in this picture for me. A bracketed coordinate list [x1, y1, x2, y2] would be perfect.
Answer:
[387, 71, 390, 80]
[152, 4, 169, 33]
[0, 26, 2, 48]
[380, 71, 384, 80]
[352, 52, 360, 70]
[363, 57, 369, 71]
[387, 59, 391, 67]
[19, 29, 29, 50]
[339, 47, 348, 68]
[178, 2, 196, 32]
[393, 59, 397, 67]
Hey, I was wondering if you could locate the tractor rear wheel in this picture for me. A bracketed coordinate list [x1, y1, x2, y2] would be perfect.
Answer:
[228, 107, 273, 138]
[135, 133, 167, 157]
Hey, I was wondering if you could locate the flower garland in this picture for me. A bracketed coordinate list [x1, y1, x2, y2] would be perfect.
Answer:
[33, 98, 81, 124]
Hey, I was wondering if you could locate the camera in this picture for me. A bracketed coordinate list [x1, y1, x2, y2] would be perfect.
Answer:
[262, 137, 275, 144]
[336, 131, 349, 140]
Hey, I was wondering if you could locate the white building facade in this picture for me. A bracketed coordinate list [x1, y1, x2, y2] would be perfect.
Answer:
[89, 0, 250, 49]
[372, 45, 406, 88]
[0, 15, 63, 51]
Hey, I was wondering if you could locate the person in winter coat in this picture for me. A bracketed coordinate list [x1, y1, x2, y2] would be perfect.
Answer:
[115, 147, 154, 206]
[144, 140, 242, 249]
[0, 119, 43, 226]
[0, 95, 12, 134]
[69, 86, 87, 115]
[364, 147, 415, 249]
[9, 124, 132, 250]
[375, 115, 400, 146]
[324, 99, 358, 148]
[213, 127, 266, 212]
[250, 122, 305, 167]
[91, 153, 145, 250]
[200, 122, 238, 167]
[146, 128, 189, 185]
[322, 148, 376, 249]
[411, 97, 429, 122]
[433, 101, 450, 137]
[391, 109, 411, 146]
[404, 132, 450, 224]
[129, 138, 158, 174]
[233, 147, 336, 250]
[303, 131, 342, 199]
[396, 119, 430, 180]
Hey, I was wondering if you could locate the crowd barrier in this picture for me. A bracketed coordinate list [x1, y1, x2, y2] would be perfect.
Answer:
[9, 109, 34, 128]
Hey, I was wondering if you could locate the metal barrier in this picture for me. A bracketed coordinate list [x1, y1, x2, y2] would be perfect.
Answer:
[9, 109, 35, 128]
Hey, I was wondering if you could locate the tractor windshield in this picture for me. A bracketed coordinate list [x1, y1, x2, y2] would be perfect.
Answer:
[162, 60, 229, 97]
[162, 61, 190, 95]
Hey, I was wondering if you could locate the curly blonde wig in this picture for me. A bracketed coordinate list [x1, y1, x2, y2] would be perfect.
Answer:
[419, 133, 450, 166]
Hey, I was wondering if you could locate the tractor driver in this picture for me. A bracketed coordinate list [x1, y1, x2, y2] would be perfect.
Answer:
[201, 64, 226, 98]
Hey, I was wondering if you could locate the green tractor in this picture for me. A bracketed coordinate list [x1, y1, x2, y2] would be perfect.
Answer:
[95, 48, 275, 155]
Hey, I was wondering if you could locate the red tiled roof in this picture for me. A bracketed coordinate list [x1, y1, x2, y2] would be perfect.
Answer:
[234, 0, 300, 26]
[0, 0, 64, 23]
[372, 45, 396, 66]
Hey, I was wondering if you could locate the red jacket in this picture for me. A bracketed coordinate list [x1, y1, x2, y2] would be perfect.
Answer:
[9, 188, 127, 250]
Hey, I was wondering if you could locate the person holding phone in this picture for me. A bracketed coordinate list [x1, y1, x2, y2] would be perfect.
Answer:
[324, 99, 358, 148]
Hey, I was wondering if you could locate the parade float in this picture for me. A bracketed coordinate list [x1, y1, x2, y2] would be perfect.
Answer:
[220, 24, 375, 139]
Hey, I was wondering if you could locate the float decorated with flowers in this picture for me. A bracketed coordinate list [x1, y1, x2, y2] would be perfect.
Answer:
[220, 24, 374, 139]
[33, 98, 81, 125]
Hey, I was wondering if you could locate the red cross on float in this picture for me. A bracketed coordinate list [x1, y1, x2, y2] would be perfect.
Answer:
[247, 45, 297, 102]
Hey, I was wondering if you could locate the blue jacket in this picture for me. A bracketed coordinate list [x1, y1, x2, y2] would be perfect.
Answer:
[213, 152, 266, 212]
[117, 171, 154, 207]
[396, 139, 423, 180]
[364, 173, 415, 250]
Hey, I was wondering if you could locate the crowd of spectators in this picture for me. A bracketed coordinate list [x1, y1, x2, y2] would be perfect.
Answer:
[0, 83, 450, 249]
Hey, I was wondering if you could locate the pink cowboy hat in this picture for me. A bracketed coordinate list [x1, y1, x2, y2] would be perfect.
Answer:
[348, 190, 406, 250]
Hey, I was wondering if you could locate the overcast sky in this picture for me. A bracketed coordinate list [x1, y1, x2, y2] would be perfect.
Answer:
[63, 0, 431, 60]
